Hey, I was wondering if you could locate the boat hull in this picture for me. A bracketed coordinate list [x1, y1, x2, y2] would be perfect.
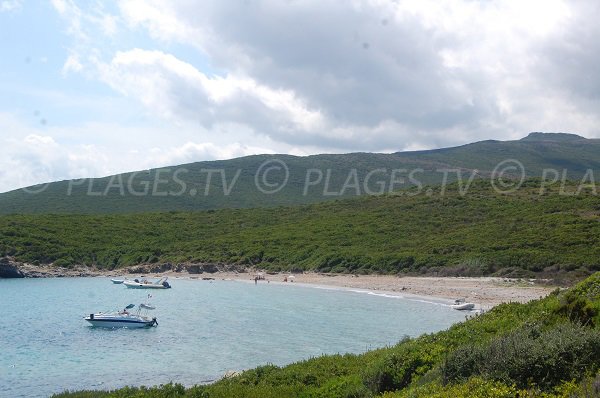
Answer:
[123, 282, 169, 289]
[85, 316, 157, 328]
[111, 279, 124, 284]
[451, 303, 475, 311]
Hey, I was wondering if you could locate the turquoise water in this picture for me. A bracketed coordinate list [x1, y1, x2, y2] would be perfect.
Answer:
[0, 277, 464, 397]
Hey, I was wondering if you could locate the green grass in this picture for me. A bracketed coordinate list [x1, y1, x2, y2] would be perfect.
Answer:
[1, 179, 599, 277]
[1, 133, 599, 214]
[52, 273, 600, 397]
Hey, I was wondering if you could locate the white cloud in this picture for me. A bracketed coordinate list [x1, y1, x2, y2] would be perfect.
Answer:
[95, 48, 325, 138]
[109, 0, 600, 149]
[0, 0, 22, 13]
[62, 53, 83, 75]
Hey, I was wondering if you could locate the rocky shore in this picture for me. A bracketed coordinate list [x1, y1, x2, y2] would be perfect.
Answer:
[0, 257, 245, 278]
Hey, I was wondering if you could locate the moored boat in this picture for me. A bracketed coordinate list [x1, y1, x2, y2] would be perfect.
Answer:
[85, 303, 157, 328]
[111, 279, 124, 284]
[123, 277, 171, 289]
[451, 299, 475, 311]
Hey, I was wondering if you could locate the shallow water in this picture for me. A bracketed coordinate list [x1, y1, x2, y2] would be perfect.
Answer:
[0, 277, 464, 397]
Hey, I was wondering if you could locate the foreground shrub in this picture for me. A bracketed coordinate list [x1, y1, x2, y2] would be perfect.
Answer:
[554, 290, 598, 326]
[362, 337, 443, 393]
[443, 322, 600, 390]
[387, 377, 520, 398]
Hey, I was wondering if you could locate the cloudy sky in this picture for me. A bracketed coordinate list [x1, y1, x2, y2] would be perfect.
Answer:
[1, 0, 599, 192]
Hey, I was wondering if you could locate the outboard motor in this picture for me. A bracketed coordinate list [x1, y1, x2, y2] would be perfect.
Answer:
[89, 313, 94, 320]
[162, 281, 171, 288]
[151, 317, 158, 326]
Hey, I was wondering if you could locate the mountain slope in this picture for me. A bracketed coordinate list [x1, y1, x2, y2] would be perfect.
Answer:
[1, 133, 599, 214]
[1, 179, 599, 277]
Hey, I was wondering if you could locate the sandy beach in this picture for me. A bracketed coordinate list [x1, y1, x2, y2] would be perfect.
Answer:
[8, 260, 555, 309]
[165, 271, 554, 309]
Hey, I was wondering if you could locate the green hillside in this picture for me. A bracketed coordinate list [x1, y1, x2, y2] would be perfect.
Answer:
[2, 179, 599, 278]
[1, 133, 599, 214]
[53, 272, 600, 398]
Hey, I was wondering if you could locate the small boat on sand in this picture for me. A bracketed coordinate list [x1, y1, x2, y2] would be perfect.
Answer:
[123, 277, 171, 289]
[85, 303, 157, 328]
[451, 299, 475, 311]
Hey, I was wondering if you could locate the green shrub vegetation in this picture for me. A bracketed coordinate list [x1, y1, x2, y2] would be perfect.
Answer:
[1, 133, 599, 214]
[1, 179, 599, 277]
[53, 273, 600, 397]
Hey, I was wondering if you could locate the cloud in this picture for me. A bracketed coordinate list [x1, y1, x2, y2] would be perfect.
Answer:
[62, 53, 83, 75]
[109, 0, 600, 150]
[0, 0, 22, 13]
[0, 113, 286, 193]
[3, 0, 591, 194]
[95, 48, 325, 140]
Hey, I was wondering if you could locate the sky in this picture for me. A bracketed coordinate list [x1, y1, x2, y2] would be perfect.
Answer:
[1, 0, 599, 193]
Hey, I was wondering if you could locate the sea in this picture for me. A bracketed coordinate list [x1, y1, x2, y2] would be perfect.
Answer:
[0, 277, 465, 397]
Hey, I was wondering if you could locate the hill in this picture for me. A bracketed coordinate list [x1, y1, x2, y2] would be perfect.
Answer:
[54, 272, 600, 397]
[1, 133, 599, 214]
[1, 179, 599, 278]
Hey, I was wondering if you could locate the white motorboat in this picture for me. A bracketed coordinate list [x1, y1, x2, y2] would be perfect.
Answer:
[123, 277, 171, 289]
[111, 279, 124, 284]
[451, 299, 475, 311]
[85, 303, 157, 328]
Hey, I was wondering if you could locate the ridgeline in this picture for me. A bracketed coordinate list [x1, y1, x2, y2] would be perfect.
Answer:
[1, 133, 599, 214]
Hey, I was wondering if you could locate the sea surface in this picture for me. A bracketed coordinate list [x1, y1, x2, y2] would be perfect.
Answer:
[0, 277, 465, 397]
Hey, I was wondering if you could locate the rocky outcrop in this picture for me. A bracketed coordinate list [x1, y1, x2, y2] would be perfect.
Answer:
[124, 262, 232, 274]
[0, 257, 24, 278]
[185, 263, 220, 274]
[0, 258, 251, 278]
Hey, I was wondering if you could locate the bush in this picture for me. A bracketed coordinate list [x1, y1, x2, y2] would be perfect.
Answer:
[554, 290, 598, 326]
[304, 375, 369, 398]
[362, 338, 442, 393]
[442, 322, 600, 390]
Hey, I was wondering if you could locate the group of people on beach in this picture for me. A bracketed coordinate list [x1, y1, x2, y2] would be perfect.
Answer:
[254, 274, 268, 284]
[253, 273, 296, 284]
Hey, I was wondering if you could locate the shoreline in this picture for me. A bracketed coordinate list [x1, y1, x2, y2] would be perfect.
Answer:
[111, 269, 554, 309]
[188, 272, 554, 309]
[2, 260, 555, 309]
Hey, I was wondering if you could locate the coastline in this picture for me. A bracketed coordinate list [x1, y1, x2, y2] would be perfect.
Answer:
[116, 270, 554, 309]
[2, 260, 555, 309]
[185, 272, 554, 309]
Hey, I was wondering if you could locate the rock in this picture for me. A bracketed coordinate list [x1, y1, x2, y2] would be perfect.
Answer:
[222, 370, 241, 379]
[202, 263, 219, 273]
[186, 264, 204, 274]
[185, 263, 220, 274]
[0, 257, 25, 278]
[148, 263, 173, 273]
